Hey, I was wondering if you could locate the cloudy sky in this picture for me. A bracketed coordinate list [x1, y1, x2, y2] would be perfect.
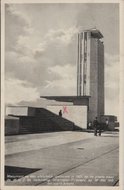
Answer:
[5, 3, 119, 117]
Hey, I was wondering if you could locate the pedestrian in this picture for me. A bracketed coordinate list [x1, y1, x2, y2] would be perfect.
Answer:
[98, 123, 102, 136]
[88, 121, 92, 129]
[93, 117, 99, 136]
[59, 110, 62, 117]
[105, 118, 109, 130]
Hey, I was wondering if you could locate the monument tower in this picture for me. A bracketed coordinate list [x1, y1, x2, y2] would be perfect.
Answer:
[77, 28, 104, 121]
[41, 28, 105, 125]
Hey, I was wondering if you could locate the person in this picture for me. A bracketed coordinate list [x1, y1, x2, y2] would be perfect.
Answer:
[88, 121, 92, 129]
[105, 118, 109, 130]
[98, 123, 102, 136]
[93, 117, 99, 136]
[59, 110, 62, 117]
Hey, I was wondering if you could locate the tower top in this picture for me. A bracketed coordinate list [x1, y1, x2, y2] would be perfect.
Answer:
[79, 28, 103, 39]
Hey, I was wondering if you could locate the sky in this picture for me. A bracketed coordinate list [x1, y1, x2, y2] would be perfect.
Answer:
[5, 3, 119, 117]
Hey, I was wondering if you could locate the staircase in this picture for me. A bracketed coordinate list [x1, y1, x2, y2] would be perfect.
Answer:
[19, 108, 82, 134]
[19, 126, 32, 134]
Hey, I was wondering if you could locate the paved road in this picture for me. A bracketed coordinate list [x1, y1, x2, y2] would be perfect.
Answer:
[5, 131, 119, 186]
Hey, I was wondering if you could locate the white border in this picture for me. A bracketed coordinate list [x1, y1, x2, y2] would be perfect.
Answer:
[1, 0, 123, 190]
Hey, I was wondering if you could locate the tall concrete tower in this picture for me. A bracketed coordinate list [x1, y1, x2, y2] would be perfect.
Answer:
[77, 28, 104, 121]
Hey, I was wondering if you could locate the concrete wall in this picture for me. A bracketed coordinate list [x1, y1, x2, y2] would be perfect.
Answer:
[86, 31, 91, 96]
[98, 40, 104, 116]
[28, 107, 37, 116]
[89, 38, 104, 122]
[5, 116, 20, 135]
[6, 106, 39, 117]
[73, 97, 89, 107]
[89, 38, 98, 121]
[47, 105, 87, 129]
[6, 106, 28, 116]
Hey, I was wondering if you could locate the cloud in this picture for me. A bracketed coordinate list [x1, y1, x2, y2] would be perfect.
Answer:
[104, 53, 120, 117]
[45, 27, 79, 45]
[5, 78, 40, 105]
[48, 64, 76, 79]
[6, 4, 31, 26]
[33, 26, 78, 59]
[41, 64, 76, 96]
[105, 53, 119, 92]
[5, 50, 36, 85]
[5, 4, 33, 53]
[5, 4, 78, 89]
[105, 53, 119, 63]
[105, 98, 119, 118]
[5, 14, 78, 88]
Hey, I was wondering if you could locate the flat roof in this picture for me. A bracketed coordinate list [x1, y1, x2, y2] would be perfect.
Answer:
[80, 28, 103, 39]
[5, 115, 19, 120]
[100, 115, 117, 117]
[41, 96, 90, 102]
[91, 29, 103, 39]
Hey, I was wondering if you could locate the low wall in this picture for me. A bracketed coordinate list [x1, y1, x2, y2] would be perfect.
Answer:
[5, 116, 20, 135]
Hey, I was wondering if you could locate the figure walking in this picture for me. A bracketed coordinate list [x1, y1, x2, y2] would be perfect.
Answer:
[105, 118, 109, 130]
[98, 123, 102, 136]
[88, 121, 92, 129]
[93, 117, 99, 136]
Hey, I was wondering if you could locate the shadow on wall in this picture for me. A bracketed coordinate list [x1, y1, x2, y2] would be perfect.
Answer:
[5, 108, 82, 135]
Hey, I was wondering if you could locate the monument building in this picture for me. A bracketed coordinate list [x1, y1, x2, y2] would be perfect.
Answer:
[42, 28, 104, 122]
[6, 29, 106, 133]
[77, 28, 104, 121]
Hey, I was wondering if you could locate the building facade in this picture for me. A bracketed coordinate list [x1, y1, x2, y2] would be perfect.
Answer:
[77, 29, 104, 121]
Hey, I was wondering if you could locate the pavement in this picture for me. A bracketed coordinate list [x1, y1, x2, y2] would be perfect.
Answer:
[5, 131, 119, 186]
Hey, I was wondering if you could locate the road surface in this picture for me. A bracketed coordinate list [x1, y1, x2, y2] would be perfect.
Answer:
[5, 131, 119, 186]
